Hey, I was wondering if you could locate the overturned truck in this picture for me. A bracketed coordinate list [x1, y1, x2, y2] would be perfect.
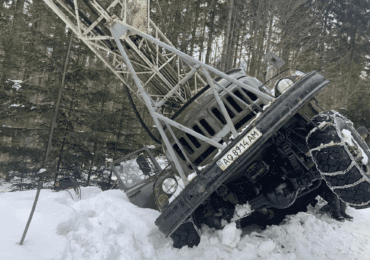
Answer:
[44, 0, 370, 248]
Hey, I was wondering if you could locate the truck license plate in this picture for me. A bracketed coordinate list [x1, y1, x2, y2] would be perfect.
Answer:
[217, 127, 262, 171]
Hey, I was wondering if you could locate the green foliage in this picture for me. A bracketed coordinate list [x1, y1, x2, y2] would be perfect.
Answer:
[1, 0, 370, 184]
[0, 0, 152, 181]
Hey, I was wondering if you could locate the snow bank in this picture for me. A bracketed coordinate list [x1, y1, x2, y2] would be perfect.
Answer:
[7, 79, 22, 91]
[342, 129, 355, 146]
[232, 202, 254, 222]
[0, 189, 73, 260]
[1, 187, 370, 260]
[57, 188, 161, 260]
[342, 129, 369, 165]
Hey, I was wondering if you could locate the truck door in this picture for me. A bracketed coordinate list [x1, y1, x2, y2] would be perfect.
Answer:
[111, 147, 163, 210]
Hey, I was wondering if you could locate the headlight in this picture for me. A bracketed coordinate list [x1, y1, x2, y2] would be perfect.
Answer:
[162, 178, 178, 195]
[276, 78, 294, 94]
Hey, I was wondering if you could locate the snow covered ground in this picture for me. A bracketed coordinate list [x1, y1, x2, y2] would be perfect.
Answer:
[1, 186, 370, 260]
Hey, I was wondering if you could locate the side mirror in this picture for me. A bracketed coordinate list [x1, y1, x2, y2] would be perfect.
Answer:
[136, 155, 151, 176]
[357, 126, 369, 141]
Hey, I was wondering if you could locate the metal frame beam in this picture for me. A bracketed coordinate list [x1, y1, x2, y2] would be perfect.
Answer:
[111, 26, 189, 185]
[113, 21, 274, 102]
[202, 68, 238, 138]
[43, 0, 275, 186]
[44, 0, 144, 102]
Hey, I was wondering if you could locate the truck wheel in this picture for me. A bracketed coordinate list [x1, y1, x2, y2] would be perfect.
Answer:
[306, 111, 370, 209]
[170, 220, 200, 248]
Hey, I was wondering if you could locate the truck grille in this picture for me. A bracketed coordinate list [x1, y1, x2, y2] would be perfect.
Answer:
[173, 86, 264, 167]
[199, 119, 215, 136]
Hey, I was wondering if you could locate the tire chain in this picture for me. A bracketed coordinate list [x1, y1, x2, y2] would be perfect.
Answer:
[306, 111, 370, 209]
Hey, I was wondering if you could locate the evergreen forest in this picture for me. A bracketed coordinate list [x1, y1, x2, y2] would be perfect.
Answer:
[1, 0, 369, 189]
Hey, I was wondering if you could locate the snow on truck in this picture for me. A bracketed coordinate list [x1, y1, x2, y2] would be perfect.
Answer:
[44, 0, 370, 248]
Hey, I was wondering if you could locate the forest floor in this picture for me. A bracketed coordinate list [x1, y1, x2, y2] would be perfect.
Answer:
[1, 186, 370, 260]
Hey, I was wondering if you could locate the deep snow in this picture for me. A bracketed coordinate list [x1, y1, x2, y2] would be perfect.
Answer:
[1, 187, 370, 260]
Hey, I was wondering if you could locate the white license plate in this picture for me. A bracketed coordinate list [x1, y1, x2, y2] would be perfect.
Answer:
[216, 127, 262, 171]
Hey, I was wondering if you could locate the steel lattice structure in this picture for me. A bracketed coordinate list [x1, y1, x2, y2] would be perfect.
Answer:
[43, 0, 274, 185]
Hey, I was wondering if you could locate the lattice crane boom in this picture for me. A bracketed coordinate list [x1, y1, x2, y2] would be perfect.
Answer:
[43, 0, 274, 184]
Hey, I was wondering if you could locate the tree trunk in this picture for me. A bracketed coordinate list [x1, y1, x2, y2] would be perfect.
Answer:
[225, 16, 236, 71]
[86, 141, 97, 186]
[221, 0, 234, 71]
[249, 0, 263, 77]
[255, 17, 268, 78]
[198, 15, 207, 61]
[19, 33, 73, 246]
[205, 4, 216, 65]
[54, 76, 77, 184]
[264, 8, 275, 56]
[54, 137, 66, 184]
[108, 85, 125, 187]
[232, 29, 241, 68]
[237, 26, 246, 68]
[345, 23, 357, 107]
[189, 2, 202, 56]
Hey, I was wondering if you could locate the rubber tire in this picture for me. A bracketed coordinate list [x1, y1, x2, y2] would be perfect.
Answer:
[170, 221, 201, 249]
[306, 111, 370, 209]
